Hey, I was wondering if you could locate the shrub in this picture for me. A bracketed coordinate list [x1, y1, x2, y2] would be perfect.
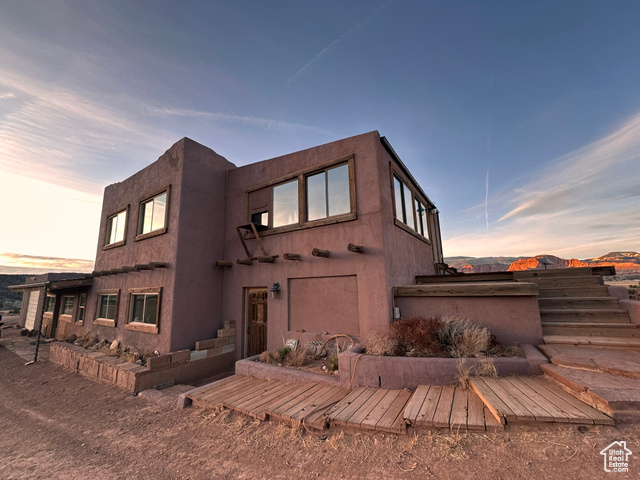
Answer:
[389, 316, 444, 357]
[363, 330, 399, 356]
[437, 315, 490, 358]
[327, 353, 339, 372]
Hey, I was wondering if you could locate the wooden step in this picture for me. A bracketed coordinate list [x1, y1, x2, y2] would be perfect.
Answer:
[538, 297, 620, 309]
[542, 323, 640, 337]
[537, 344, 640, 379]
[536, 286, 611, 298]
[513, 267, 597, 279]
[525, 276, 601, 287]
[543, 335, 640, 349]
[540, 309, 631, 323]
[541, 364, 640, 419]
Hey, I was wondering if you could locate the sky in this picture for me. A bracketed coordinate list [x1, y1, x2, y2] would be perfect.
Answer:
[1, 0, 639, 273]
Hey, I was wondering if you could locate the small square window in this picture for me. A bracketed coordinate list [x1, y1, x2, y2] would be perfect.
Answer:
[95, 291, 119, 326]
[251, 211, 268, 226]
[77, 294, 86, 323]
[44, 296, 56, 313]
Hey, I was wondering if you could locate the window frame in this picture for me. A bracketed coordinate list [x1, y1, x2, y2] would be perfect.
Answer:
[103, 205, 129, 250]
[134, 186, 171, 241]
[61, 296, 75, 316]
[391, 169, 432, 244]
[94, 289, 119, 327]
[125, 287, 161, 334]
[76, 293, 86, 324]
[244, 155, 356, 238]
[44, 295, 56, 313]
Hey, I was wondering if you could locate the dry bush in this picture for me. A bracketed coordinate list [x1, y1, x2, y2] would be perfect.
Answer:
[284, 347, 310, 367]
[80, 333, 98, 348]
[326, 353, 339, 371]
[489, 344, 525, 358]
[259, 350, 278, 364]
[363, 330, 399, 356]
[476, 357, 498, 378]
[389, 316, 444, 357]
[438, 315, 490, 358]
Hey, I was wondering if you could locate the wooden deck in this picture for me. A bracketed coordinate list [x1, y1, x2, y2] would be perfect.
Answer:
[188, 374, 614, 434]
[404, 385, 503, 431]
[470, 376, 614, 425]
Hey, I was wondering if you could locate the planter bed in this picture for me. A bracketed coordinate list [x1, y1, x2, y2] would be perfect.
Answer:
[235, 344, 548, 390]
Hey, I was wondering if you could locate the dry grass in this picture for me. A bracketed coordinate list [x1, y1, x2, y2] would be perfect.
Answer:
[363, 330, 399, 356]
[476, 357, 498, 378]
[284, 347, 310, 367]
[456, 359, 472, 389]
[438, 315, 491, 358]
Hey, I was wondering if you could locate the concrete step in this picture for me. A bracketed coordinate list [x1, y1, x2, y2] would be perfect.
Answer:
[525, 276, 601, 287]
[537, 286, 611, 298]
[542, 323, 640, 337]
[538, 297, 620, 309]
[540, 309, 631, 323]
[537, 344, 640, 379]
[543, 335, 640, 349]
[541, 364, 640, 420]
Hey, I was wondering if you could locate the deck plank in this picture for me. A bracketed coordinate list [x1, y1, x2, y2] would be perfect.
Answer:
[470, 378, 511, 424]
[374, 390, 411, 434]
[348, 388, 389, 426]
[466, 391, 486, 431]
[303, 387, 349, 430]
[191, 375, 253, 404]
[481, 378, 537, 423]
[360, 390, 400, 429]
[449, 388, 469, 431]
[233, 381, 299, 419]
[331, 387, 378, 426]
[483, 406, 504, 431]
[403, 385, 430, 424]
[432, 386, 455, 428]
[502, 377, 564, 423]
[269, 383, 326, 420]
[414, 385, 443, 426]
[281, 384, 338, 423]
[198, 376, 264, 407]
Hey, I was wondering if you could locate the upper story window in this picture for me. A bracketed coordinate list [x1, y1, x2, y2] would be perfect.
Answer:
[306, 164, 350, 221]
[135, 187, 170, 240]
[105, 209, 127, 247]
[247, 155, 356, 234]
[61, 296, 74, 315]
[272, 180, 299, 228]
[393, 173, 430, 241]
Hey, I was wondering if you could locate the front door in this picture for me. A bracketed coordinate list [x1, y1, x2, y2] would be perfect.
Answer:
[246, 288, 268, 357]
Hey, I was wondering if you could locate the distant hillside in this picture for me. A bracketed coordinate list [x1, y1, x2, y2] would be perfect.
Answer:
[0, 274, 26, 310]
[445, 251, 640, 275]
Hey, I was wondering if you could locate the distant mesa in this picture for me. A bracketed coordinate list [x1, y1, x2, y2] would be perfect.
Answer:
[446, 251, 640, 275]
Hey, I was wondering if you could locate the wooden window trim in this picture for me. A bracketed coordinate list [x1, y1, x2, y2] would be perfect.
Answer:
[95, 289, 119, 327]
[244, 156, 356, 238]
[103, 205, 129, 250]
[134, 185, 171, 242]
[125, 287, 161, 334]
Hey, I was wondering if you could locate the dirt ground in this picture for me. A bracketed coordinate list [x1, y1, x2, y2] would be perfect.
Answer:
[0, 339, 638, 479]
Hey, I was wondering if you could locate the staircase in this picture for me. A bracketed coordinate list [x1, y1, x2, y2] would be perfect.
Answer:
[513, 268, 640, 348]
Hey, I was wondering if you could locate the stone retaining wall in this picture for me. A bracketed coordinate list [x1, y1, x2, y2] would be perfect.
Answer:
[50, 321, 237, 394]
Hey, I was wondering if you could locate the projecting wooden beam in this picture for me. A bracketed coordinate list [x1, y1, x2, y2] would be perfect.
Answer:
[312, 248, 330, 258]
[135, 264, 151, 271]
[149, 262, 168, 269]
[237, 258, 253, 265]
[215, 261, 233, 268]
[122, 266, 135, 273]
[258, 255, 279, 263]
[347, 243, 364, 254]
[283, 253, 301, 261]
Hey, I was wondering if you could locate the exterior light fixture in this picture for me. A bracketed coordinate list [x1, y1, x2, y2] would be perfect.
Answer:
[270, 282, 280, 299]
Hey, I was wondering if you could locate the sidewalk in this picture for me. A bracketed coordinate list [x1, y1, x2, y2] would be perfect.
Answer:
[0, 314, 51, 362]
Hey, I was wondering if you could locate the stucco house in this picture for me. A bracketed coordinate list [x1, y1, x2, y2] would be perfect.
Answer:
[13, 131, 444, 360]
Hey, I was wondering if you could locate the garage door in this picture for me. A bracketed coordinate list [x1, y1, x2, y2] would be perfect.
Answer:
[25, 290, 40, 330]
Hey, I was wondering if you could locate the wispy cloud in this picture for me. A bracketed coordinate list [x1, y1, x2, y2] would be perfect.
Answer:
[0, 253, 94, 273]
[286, 1, 391, 84]
[144, 106, 328, 134]
[444, 110, 640, 258]
[0, 92, 15, 100]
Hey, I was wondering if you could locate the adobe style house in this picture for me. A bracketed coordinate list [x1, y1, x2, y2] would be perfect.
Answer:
[12, 131, 444, 360]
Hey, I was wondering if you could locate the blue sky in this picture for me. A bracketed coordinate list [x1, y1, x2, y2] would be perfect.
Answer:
[1, 0, 639, 272]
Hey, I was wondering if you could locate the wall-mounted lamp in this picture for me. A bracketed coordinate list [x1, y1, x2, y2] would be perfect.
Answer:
[270, 282, 280, 299]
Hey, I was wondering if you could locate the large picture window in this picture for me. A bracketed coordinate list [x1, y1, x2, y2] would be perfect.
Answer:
[137, 189, 169, 238]
[105, 209, 127, 246]
[306, 164, 350, 221]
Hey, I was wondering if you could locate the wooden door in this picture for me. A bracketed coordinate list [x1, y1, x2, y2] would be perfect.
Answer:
[246, 288, 268, 357]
